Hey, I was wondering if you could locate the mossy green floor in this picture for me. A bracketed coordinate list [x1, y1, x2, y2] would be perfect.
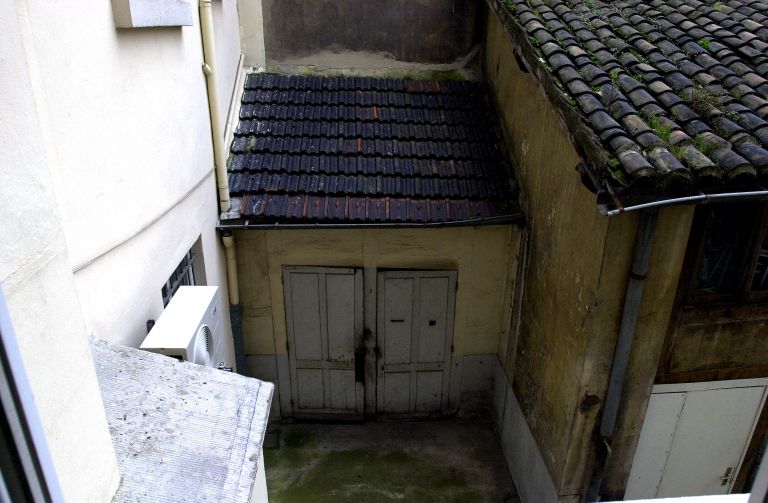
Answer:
[264, 419, 518, 503]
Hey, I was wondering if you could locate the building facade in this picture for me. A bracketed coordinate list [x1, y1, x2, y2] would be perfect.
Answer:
[1, 0, 243, 499]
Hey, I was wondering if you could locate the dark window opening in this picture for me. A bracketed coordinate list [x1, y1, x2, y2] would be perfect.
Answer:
[689, 202, 768, 304]
[751, 231, 768, 292]
[162, 250, 197, 307]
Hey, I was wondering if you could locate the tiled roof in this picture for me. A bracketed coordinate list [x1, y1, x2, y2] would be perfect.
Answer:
[223, 73, 521, 226]
[491, 0, 768, 197]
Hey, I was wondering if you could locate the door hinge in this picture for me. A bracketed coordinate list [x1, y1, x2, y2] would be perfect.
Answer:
[451, 344, 454, 353]
[286, 340, 290, 352]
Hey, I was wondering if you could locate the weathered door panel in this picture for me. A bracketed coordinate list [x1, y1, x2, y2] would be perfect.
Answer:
[625, 392, 686, 498]
[626, 379, 768, 499]
[376, 270, 457, 416]
[284, 266, 363, 419]
[657, 386, 764, 497]
[383, 278, 413, 365]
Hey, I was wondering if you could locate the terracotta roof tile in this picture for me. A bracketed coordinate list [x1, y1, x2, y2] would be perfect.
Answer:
[225, 73, 521, 225]
[490, 0, 768, 197]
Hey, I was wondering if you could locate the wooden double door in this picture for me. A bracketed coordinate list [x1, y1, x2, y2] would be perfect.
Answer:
[283, 266, 456, 419]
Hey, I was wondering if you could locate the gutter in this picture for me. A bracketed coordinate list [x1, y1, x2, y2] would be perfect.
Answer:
[586, 208, 658, 501]
[602, 188, 768, 217]
[217, 214, 525, 231]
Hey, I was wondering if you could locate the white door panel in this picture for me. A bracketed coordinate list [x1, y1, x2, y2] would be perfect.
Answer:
[625, 392, 686, 498]
[658, 386, 765, 497]
[284, 267, 363, 419]
[377, 270, 457, 416]
[627, 380, 768, 499]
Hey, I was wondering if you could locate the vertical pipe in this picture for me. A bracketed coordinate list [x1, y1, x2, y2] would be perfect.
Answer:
[221, 233, 240, 305]
[587, 208, 658, 501]
[199, 0, 230, 213]
[221, 232, 248, 376]
[600, 209, 658, 438]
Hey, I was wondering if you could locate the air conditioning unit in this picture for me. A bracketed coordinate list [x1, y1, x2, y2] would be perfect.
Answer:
[140, 286, 231, 370]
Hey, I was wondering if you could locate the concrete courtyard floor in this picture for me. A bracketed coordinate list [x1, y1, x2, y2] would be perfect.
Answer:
[263, 417, 520, 502]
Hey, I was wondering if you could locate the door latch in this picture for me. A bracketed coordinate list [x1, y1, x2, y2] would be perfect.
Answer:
[720, 466, 733, 486]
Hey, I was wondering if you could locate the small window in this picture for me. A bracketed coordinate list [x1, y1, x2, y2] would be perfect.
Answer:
[688, 202, 768, 304]
[162, 250, 197, 307]
[750, 231, 768, 292]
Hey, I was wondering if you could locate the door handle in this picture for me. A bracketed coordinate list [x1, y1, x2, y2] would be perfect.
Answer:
[720, 466, 733, 486]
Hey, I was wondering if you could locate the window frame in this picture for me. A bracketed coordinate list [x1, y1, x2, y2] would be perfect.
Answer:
[161, 250, 197, 307]
[0, 288, 64, 503]
[685, 201, 768, 306]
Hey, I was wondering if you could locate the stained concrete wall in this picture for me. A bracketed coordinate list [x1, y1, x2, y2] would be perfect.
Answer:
[667, 304, 768, 376]
[0, 2, 120, 499]
[235, 226, 520, 416]
[600, 206, 694, 499]
[256, 0, 479, 65]
[485, 7, 622, 495]
[484, 6, 695, 501]
[11, 0, 242, 349]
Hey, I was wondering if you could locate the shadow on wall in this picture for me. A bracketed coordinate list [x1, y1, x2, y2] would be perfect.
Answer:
[260, 0, 478, 64]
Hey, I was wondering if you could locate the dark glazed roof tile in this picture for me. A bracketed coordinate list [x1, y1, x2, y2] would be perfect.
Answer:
[227, 73, 520, 225]
[492, 0, 768, 194]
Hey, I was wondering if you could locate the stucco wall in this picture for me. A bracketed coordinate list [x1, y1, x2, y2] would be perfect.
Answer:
[11, 0, 241, 350]
[237, 0, 267, 68]
[212, 0, 244, 115]
[74, 174, 233, 357]
[0, 2, 120, 499]
[600, 205, 694, 499]
[256, 0, 478, 65]
[484, 6, 695, 500]
[235, 226, 519, 412]
[485, 7, 618, 492]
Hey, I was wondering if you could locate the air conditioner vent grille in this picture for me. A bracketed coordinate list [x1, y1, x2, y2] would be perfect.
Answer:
[193, 324, 212, 365]
[200, 325, 212, 353]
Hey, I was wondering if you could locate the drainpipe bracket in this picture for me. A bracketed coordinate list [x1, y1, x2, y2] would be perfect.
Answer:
[220, 209, 241, 221]
[219, 197, 241, 220]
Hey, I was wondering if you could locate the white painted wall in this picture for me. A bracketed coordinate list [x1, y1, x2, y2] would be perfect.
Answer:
[75, 172, 234, 354]
[1, 0, 243, 497]
[8, 0, 242, 349]
[0, 2, 120, 500]
[213, 0, 245, 118]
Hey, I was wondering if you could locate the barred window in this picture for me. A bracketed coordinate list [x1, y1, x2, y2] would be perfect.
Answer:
[161, 250, 197, 307]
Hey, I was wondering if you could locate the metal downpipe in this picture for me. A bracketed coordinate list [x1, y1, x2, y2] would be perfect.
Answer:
[199, 0, 231, 213]
[221, 232, 248, 376]
[587, 208, 659, 501]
